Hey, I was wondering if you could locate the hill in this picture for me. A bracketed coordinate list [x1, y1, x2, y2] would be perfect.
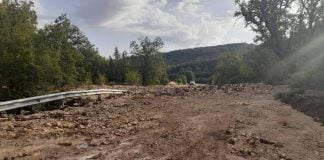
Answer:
[163, 43, 255, 83]
[163, 43, 254, 65]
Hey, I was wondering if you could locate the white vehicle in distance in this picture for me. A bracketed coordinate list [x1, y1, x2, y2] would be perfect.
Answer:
[189, 81, 196, 86]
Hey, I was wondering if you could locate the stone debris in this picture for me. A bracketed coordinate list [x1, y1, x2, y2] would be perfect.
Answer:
[0, 84, 322, 160]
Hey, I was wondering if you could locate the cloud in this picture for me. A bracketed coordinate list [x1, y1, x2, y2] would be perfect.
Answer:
[33, 0, 255, 52]
[75, 0, 128, 25]
[33, 0, 52, 27]
[74, 0, 254, 50]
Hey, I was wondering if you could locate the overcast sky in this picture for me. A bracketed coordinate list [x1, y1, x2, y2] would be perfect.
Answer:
[33, 0, 255, 57]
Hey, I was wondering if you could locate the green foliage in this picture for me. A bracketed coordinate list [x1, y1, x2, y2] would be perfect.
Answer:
[289, 64, 324, 91]
[182, 71, 195, 82]
[125, 70, 142, 85]
[0, 0, 41, 100]
[166, 43, 254, 84]
[159, 73, 169, 85]
[176, 75, 187, 84]
[173, 71, 194, 84]
[164, 43, 253, 65]
[0, 1, 112, 100]
[289, 70, 313, 90]
[242, 47, 290, 85]
[168, 60, 215, 84]
[38, 14, 96, 88]
[244, 48, 279, 81]
[275, 89, 305, 104]
[235, 0, 324, 57]
[130, 36, 167, 86]
[235, 0, 293, 57]
[265, 61, 290, 85]
[94, 73, 107, 85]
[107, 48, 131, 84]
[236, 0, 324, 92]
[0, 1, 173, 102]
[36, 14, 111, 88]
[211, 53, 255, 85]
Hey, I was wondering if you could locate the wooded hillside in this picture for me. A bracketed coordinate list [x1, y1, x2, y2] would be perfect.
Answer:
[164, 43, 255, 83]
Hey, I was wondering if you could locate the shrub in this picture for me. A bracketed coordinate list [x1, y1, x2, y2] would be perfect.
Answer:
[125, 70, 142, 85]
[275, 89, 305, 104]
[176, 74, 187, 84]
[244, 48, 279, 82]
[288, 66, 324, 91]
[266, 60, 290, 85]
[94, 73, 107, 85]
[212, 53, 255, 85]
[160, 74, 169, 85]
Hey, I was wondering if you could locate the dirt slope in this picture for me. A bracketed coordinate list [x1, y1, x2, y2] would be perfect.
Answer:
[0, 84, 323, 160]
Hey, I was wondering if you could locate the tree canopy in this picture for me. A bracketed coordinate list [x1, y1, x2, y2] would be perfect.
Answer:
[235, 0, 324, 57]
[130, 37, 167, 86]
[0, 0, 168, 101]
[235, 0, 324, 90]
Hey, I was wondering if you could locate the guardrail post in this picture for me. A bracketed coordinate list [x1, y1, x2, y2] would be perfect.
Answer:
[61, 99, 65, 108]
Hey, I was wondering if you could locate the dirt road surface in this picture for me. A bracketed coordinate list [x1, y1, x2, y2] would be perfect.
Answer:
[0, 84, 323, 160]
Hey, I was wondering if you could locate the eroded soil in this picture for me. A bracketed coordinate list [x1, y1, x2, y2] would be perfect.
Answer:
[0, 84, 323, 160]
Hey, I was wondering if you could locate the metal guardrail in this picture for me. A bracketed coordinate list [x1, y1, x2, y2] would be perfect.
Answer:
[0, 89, 126, 112]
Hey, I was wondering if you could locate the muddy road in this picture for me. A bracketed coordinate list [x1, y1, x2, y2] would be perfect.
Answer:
[0, 84, 323, 160]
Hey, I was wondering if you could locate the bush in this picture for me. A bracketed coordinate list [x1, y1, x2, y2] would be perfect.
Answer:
[160, 74, 169, 85]
[94, 73, 107, 85]
[275, 89, 305, 104]
[244, 48, 279, 82]
[266, 61, 290, 85]
[125, 70, 142, 85]
[176, 74, 187, 84]
[211, 53, 255, 85]
[288, 66, 324, 91]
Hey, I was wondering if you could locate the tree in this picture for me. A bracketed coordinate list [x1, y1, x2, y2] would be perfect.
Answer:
[39, 14, 83, 88]
[235, 0, 324, 89]
[177, 75, 188, 84]
[0, 1, 111, 100]
[299, 0, 323, 38]
[125, 70, 142, 85]
[39, 14, 107, 88]
[108, 48, 130, 83]
[130, 36, 167, 85]
[235, 0, 324, 57]
[107, 56, 115, 82]
[94, 72, 107, 85]
[212, 54, 255, 85]
[235, 0, 295, 57]
[183, 71, 196, 82]
[0, 0, 42, 100]
[244, 47, 279, 81]
[120, 51, 130, 83]
[113, 47, 121, 60]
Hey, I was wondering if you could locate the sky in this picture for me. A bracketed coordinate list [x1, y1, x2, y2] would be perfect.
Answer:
[33, 0, 256, 57]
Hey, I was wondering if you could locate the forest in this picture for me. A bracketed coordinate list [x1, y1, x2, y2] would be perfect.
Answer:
[1, 0, 324, 101]
[165, 43, 254, 83]
[0, 0, 167, 101]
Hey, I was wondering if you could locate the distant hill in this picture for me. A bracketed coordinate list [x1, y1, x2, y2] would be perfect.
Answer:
[163, 43, 255, 83]
[163, 43, 254, 65]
